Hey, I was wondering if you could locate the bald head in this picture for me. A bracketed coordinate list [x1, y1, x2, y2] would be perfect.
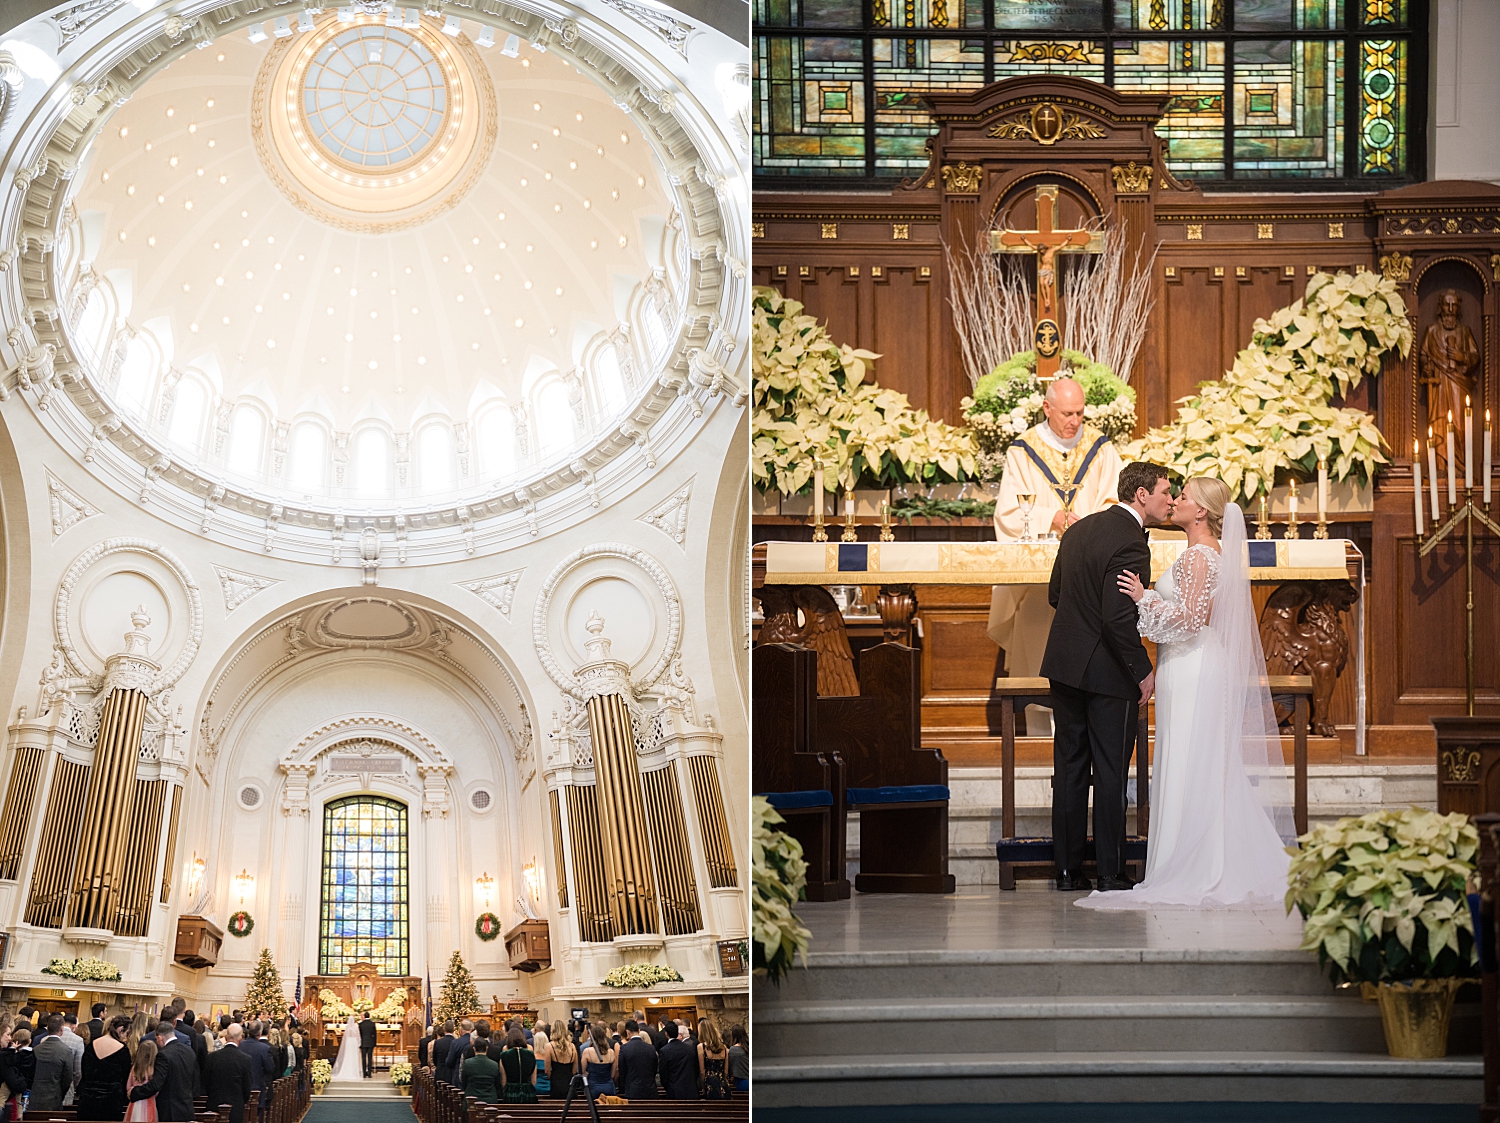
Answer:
[225, 1023, 244, 1042]
[1043, 377, 1086, 441]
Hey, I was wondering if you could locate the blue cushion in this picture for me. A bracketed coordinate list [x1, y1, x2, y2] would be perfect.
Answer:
[847, 785, 950, 806]
[759, 790, 834, 810]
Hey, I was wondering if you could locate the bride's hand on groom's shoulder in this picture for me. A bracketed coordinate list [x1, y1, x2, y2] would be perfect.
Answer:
[1116, 570, 1145, 603]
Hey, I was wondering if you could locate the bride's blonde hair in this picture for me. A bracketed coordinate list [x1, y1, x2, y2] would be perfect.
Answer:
[1185, 477, 1231, 539]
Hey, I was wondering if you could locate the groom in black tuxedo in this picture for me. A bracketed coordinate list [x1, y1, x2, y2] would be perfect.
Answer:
[1041, 461, 1174, 891]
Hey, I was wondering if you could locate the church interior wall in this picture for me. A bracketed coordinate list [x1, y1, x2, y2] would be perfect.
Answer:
[1432, 0, 1500, 185]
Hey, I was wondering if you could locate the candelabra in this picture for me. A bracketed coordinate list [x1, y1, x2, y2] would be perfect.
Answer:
[879, 501, 895, 542]
[1420, 484, 1500, 715]
[810, 505, 828, 542]
[840, 501, 859, 542]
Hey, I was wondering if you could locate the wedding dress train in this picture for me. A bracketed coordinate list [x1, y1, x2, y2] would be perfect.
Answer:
[1077, 503, 1294, 911]
[331, 1016, 364, 1081]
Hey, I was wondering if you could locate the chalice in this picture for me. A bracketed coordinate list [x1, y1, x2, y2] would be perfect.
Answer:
[1017, 493, 1036, 542]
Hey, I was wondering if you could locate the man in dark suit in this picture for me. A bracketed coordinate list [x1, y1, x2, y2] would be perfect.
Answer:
[657, 1023, 696, 1100]
[431, 1021, 455, 1076]
[86, 1004, 106, 1043]
[237, 1020, 276, 1117]
[128, 1022, 198, 1121]
[358, 1013, 377, 1078]
[646, 1018, 667, 1051]
[615, 1020, 657, 1100]
[182, 1011, 208, 1096]
[445, 1020, 473, 1085]
[203, 1023, 255, 1123]
[1042, 460, 1170, 892]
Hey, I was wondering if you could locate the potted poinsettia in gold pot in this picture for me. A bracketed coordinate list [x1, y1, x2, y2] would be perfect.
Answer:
[1286, 807, 1479, 1058]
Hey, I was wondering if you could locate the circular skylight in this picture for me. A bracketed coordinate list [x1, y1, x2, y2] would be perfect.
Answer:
[303, 26, 448, 169]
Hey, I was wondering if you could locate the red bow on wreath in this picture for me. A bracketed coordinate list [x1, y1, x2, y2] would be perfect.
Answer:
[475, 912, 500, 941]
[228, 910, 255, 937]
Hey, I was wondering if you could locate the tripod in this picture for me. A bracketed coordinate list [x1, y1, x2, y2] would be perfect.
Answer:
[558, 1072, 603, 1123]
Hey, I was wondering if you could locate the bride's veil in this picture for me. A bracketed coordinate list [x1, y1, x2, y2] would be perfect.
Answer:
[1200, 501, 1297, 844]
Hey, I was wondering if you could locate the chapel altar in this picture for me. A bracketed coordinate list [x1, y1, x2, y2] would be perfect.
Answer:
[301, 963, 423, 1062]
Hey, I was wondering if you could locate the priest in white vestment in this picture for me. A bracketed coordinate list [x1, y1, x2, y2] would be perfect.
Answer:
[987, 377, 1125, 735]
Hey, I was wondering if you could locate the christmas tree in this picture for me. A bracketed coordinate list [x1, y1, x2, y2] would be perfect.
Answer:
[435, 950, 480, 1023]
[243, 949, 289, 1018]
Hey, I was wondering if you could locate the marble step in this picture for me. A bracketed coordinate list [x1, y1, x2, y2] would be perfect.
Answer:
[316, 1082, 409, 1101]
[751, 1051, 1483, 1107]
[757, 993, 1483, 1057]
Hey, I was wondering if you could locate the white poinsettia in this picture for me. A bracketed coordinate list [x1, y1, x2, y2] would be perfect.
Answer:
[601, 964, 684, 988]
[752, 796, 811, 984]
[1129, 270, 1411, 501]
[42, 956, 123, 982]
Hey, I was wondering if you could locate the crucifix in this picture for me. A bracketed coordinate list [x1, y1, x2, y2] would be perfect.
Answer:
[988, 184, 1103, 379]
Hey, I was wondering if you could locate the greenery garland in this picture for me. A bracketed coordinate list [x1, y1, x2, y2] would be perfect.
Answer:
[475, 912, 501, 941]
[227, 910, 254, 938]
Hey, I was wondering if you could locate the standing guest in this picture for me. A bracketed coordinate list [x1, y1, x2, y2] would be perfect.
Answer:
[125, 1039, 159, 1122]
[530, 1025, 549, 1096]
[356, 1013, 376, 1079]
[445, 1020, 473, 1085]
[727, 1026, 748, 1094]
[57, 1014, 84, 1105]
[0, 1027, 35, 1120]
[283, 1032, 301, 1077]
[697, 1020, 728, 1100]
[266, 1029, 286, 1079]
[615, 1020, 657, 1101]
[543, 1021, 575, 1100]
[16, 1009, 35, 1032]
[77, 1015, 132, 1121]
[87, 1005, 106, 1043]
[416, 1027, 433, 1068]
[181, 1013, 207, 1098]
[647, 1018, 667, 1051]
[657, 1023, 696, 1100]
[31, 1016, 75, 1110]
[430, 1022, 455, 1078]
[459, 1038, 500, 1104]
[236, 1021, 275, 1117]
[454, 1020, 490, 1090]
[126, 1012, 153, 1057]
[127, 1023, 196, 1122]
[496, 1028, 535, 1104]
[580, 1026, 617, 1100]
[202, 1023, 253, 1123]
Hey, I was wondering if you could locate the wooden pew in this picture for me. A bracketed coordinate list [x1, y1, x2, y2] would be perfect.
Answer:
[818, 642, 955, 894]
[752, 642, 850, 900]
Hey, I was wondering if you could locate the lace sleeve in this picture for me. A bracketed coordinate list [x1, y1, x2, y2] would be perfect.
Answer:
[1137, 545, 1219, 644]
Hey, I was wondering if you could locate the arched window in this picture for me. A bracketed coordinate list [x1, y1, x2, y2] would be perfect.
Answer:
[594, 346, 627, 419]
[288, 422, 328, 490]
[535, 383, 576, 458]
[417, 424, 454, 492]
[227, 406, 264, 476]
[353, 428, 390, 495]
[477, 406, 516, 478]
[318, 795, 409, 976]
[116, 337, 153, 416]
[167, 378, 206, 451]
[640, 294, 671, 363]
[76, 288, 111, 370]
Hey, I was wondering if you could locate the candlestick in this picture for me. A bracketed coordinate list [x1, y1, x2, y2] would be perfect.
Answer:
[1428, 427, 1440, 520]
[812, 464, 824, 521]
[1466, 397, 1474, 490]
[1413, 439, 1424, 537]
[1285, 478, 1301, 539]
[1313, 458, 1329, 539]
[1256, 493, 1272, 540]
[840, 489, 858, 542]
[879, 499, 894, 542]
[1447, 411, 1457, 508]
[1485, 410, 1493, 507]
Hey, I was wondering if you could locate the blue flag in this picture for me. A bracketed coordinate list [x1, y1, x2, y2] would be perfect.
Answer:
[294, 963, 302, 1006]
[425, 968, 432, 1027]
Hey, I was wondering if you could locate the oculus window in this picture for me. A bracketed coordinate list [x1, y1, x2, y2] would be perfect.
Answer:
[303, 26, 448, 169]
[752, 0, 1420, 186]
[319, 795, 410, 976]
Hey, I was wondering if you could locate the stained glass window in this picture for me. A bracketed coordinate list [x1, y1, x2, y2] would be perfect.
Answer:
[753, 0, 1420, 185]
[319, 796, 409, 977]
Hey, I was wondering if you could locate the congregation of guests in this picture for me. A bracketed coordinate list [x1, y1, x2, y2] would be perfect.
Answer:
[417, 1012, 746, 1103]
[0, 1002, 305, 1123]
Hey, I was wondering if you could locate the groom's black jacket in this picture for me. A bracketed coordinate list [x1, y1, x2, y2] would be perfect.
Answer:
[1040, 504, 1153, 699]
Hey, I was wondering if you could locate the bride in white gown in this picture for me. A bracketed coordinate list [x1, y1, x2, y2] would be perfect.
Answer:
[1077, 477, 1295, 911]
[331, 1015, 364, 1081]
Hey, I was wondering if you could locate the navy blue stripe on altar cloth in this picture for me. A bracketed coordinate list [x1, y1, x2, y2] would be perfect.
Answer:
[1247, 541, 1278, 568]
[1013, 432, 1111, 509]
[837, 543, 868, 571]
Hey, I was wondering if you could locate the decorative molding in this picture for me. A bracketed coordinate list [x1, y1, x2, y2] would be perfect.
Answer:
[820, 223, 837, 239]
[212, 565, 279, 613]
[987, 103, 1105, 145]
[1490, 254, 1500, 283]
[1379, 251, 1413, 283]
[1185, 224, 1203, 240]
[598, 0, 693, 53]
[46, 470, 98, 540]
[458, 570, 526, 618]
[1385, 213, 1500, 238]
[1109, 161, 1153, 194]
[52, 0, 126, 44]
[1327, 222, 1345, 239]
[532, 543, 683, 699]
[1257, 223, 1274, 240]
[939, 162, 983, 194]
[1441, 748, 1482, 784]
[638, 479, 693, 546]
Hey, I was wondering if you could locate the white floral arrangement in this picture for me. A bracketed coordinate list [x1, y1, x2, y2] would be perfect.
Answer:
[41, 956, 121, 982]
[752, 796, 811, 985]
[1130, 270, 1412, 500]
[370, 987, 408, 1022]
[308, 1059, 333, 1086]
[601, 963, 683, 989]
[389, 1062, 413, 1086]
[752, 287, 977, 496]
[1286, 807, 1479, 985]
[317, 988, 354, 1020]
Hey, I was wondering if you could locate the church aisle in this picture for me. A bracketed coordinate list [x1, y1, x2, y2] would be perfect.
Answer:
[305, 1097, 416, 1123]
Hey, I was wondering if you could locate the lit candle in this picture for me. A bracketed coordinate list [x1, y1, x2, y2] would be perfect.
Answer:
[1465, 396, 1474, 490]
[1428, 426, 1440, 520]
[1486, 410, 1493, 507]
[1288, 490, 1297, 519]
[1317, 457, 1328, 523]
[844, 488, 855, 517]
[1413, 439, 1424, 536]
[1447, 411, 1457, 508]
[812, 463, 824, 520]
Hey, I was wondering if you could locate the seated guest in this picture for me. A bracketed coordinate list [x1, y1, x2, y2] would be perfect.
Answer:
[460, 1038, 500, 1104]
[77, 1015, 132, 1121]
[496, 1028, 536, 1104]
[203, 1024, 254, 1123]
[580, 1026, 617, 1100]
[657, 1023, 697, 1100]
[616, 1020, 657, 1101]
[30, 1016, 74, 1110]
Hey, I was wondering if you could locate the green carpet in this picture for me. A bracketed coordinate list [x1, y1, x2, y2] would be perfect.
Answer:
[304, 1099, 414, 1123]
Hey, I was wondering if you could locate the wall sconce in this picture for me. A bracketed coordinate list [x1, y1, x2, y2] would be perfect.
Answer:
[647, 996, 661, 1006]
[521, 860, 539, 901]
[63, 991, 77, 999]
[233, 868, 255, 903]
[186, 854, 205, 898]
[475, 872, 494, 908]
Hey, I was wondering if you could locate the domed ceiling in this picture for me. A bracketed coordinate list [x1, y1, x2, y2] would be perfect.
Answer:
[74, 12, 671, 431]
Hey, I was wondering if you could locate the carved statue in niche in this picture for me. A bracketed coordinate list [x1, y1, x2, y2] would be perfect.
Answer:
[1421, 289, 1481, 443]
[1258, 581, 1357, 738]
[755, 585, 859, 696]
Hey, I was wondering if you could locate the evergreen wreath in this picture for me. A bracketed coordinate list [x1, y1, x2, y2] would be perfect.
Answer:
[475, 912, 501, 941]
[227, 910, 255, 937]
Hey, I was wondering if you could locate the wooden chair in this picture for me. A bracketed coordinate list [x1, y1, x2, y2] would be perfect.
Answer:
[752, 643, 851, 900]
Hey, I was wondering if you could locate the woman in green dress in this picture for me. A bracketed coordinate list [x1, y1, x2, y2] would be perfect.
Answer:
[459, 1038, 501, 1104]
[497, 1027, 537, 1104]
